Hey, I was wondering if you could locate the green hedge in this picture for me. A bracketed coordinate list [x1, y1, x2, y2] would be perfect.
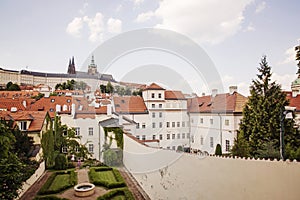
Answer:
[89, 167, 126, 189]
[97, 188, 134, 200]
[37, 170, 77, 195]
[34, 196, 69, 200]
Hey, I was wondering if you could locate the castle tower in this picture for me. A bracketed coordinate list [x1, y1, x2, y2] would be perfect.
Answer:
[291, 45, 300, 97]
[87, 54, 98, 75]
[67, 56, 76, 74]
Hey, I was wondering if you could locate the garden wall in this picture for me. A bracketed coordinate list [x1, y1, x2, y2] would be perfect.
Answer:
[17, 161, 45, 199]
[123, 134, 300, 200]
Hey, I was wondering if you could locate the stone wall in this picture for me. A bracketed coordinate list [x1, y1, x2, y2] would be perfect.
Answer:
[17, 161, 45, 199]
[123, 134, 300, 200]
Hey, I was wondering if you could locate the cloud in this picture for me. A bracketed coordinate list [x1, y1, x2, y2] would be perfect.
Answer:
[107, 18, 122, 34]
[255, 1, 266, 13]
[137, 0, 253, 44]
[135, 11, 155, 23]
[244, 22, 255, 32]
[79, 1, 89, 15]
[132, 0, 144, 6]
[278, 47, 296, 65]
[83, 12, 105, 42]
[115, 4, 122, 12]
[66, 17, 83, 37]
[272, 73, 296, 91]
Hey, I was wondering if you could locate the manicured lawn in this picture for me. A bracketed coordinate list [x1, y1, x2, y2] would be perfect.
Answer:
[49, 174, 70, 191]
[111, 195, 126, 200]
[96, 171, 117, 182]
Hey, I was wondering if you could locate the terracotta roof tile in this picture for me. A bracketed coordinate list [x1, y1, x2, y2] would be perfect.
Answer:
[187, 92, 247, 113]
[144, 83, 165, 90]
[113, 96, 148, 114]
[0, 91, 39, 98]
[286, 91, 300, 112]
[0, 99, 26, 111]
[165, 90, 186, 100]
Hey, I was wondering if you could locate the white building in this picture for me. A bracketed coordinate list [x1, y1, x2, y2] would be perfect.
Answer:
[188, 87, 247, 154]
[113, 83, 190, 151]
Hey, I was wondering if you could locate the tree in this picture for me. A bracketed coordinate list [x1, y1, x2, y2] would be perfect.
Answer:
[0, 121, 26, 200]
[231, 131, 250, 157]
[7, 83, 21, 91]
[6, 81, 13, 90]
[54, 154, 67, 170]
[100, 84, 106, 93]
[106, 81, 114, 94]
[234, 56, 296, 159]
[215, 144, 222, 155]
[41, 129, 55, 168]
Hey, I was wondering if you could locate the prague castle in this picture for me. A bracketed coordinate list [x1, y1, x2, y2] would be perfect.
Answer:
[0, 56, 116, 90]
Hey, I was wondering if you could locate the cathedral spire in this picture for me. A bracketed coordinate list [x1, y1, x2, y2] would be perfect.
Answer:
[67, 57, 76, 74]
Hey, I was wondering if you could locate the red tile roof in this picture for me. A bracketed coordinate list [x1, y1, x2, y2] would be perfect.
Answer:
[0, 99, 26, 111]
[0, 91, 40, 98]
[165, 90, 186, 100]
[0, 111, 48, 132]
[187, 92, 247, 113]
[285, 91, 300, 112]
[113, 96, 148, 114]
[144, 83, 165, 90]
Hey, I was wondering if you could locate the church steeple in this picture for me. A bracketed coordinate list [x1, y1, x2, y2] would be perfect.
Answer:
[67, 56, 76, 74]
[87, 54, 98, 75]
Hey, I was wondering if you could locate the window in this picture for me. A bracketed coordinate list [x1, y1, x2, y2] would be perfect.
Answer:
[187, 133, 190, 139]
[172, 122, 175, 127]
[192, 135, 194, 143]
[159, 134, 163, 140]
[152, 104, 155, 108]
[153, 135, 156, 140]
[172, 146, 176, 150]
[167, 122, 170, 128]
[159, 112, 162, 118]
[210, 119, 213, 125]
[225, 119, 230, 126]
[88, 144, 94, 153]
[172, 134, 175, 139]
[158, 93, 162, 98]
[167, 134, 170, 140]
[200, 118, 203, 124]
[136, 123, 140, 129]
[182, 121, 185, 127]
[50, 108, 54, 112]
[151, 93, 155, 98]
[142, 123, 146, 129]
[177, 133, 180, 139]
[20, 121, 27, 131]
[182, 133, 185, 139]
[67, 99, 71, 103]
[159, 122, 162, 128]
[88, 127, 93, 136]
[152, 122, 156, 128]
[177, 122, 180, 127]
[159, 104, 162, 108]
[51, 99, 55, 102]
[142, 135, 146, 140]
[200, 136, 204, 145]
[210, 137, 214, 148]
[167, 146, 170, 149]
[226, 140, 230, 151]
[152, 112, 155, 118]
[75, 127, 80, 136]
[136, 135, 140, 140]
[62, 146, 68, 153]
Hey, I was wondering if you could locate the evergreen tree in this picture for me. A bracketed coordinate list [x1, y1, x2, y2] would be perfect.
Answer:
[106, 81, 114, 94]
[234, 56, 295, 158]
[215, 144, 222, 155]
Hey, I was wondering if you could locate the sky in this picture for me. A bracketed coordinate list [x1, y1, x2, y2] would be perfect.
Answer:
[0, 0, 299, 96]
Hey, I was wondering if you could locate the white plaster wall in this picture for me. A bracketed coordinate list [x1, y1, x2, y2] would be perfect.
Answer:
[124, 134, 300, 200]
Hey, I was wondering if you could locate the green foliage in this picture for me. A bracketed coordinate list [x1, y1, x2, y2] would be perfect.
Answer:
[32, 93, 45, 100]
[97, 188, 134, 200]
[234, 56, 296, 159]
[89, 167, 126, 189]
[103, 149, 118, 166]
[231, 131, 250, 157]
[54, 154, 67, 170]
[103, 127, 124, 149]
[38, 170, 77, 195]
[106, 81, 114, 94]
[100, 84, 106, 93]
[215, 144, 222, 155]
[132, 89, 142, 97]
[6, 81, 21, 91]
[177, 146, 183, 151]
[42, 129, 55, 168]
[256, 141, 280, 160]
[55, 79, 87, 90]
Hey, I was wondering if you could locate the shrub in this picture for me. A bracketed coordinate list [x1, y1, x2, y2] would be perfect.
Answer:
[89, 167, 126, 189]
[34, 196, 69, 200]
[97, 188, 134, 200]
[54, 154, 67, 170]
[215, 144, 222, 156]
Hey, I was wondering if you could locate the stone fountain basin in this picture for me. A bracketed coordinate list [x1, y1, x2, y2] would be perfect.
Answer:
[74, 183, 95, 197]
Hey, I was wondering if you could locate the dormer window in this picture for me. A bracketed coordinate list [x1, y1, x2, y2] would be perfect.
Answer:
[20, 121, 27, 131]
[67, 99, 71, 103]
[51, 99, 55, 102]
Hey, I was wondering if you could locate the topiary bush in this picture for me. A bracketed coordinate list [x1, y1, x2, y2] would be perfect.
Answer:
[34, 196, 69, 200]
[215, 144, 222, 156]
[97, 188, 134, 200]
[54, 154, 67, 170]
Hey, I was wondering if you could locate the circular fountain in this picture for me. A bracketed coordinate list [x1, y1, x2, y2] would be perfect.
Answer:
[74, 183, 95, 197]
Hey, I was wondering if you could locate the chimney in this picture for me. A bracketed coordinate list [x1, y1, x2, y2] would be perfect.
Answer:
[211, 89, 218, 97]
[107, 104, 112, 116]
[71, 103, 76, 117]
[229, 86, 238, 94]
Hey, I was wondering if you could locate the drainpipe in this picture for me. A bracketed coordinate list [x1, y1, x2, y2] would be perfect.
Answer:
[218, 113, 222, 150]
